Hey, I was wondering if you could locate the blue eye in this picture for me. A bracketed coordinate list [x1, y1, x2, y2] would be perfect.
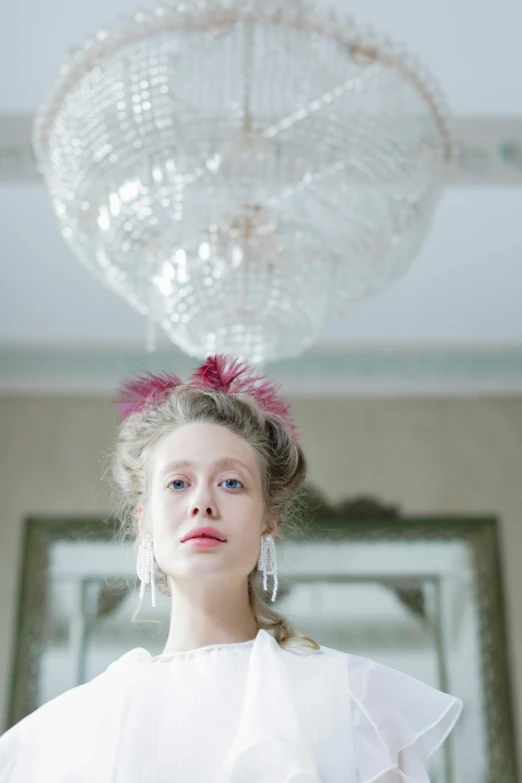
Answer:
[169, 479, 188, 490]
[222, 479, 242, 489]
[168, 478, 242, 491]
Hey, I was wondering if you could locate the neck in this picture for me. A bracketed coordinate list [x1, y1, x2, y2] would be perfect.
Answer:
[160, 577, 260, 655]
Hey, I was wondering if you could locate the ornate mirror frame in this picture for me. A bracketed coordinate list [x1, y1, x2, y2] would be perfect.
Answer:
[6, 492, 518, 782]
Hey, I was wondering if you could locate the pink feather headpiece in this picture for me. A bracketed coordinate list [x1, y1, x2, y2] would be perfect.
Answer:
[114, 354, 299, 440]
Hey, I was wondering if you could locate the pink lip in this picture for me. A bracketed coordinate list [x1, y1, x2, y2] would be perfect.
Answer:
[184, 537, 224, 548]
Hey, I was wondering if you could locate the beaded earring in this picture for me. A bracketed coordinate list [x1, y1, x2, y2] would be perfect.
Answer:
[136, 537, 156, 608]
[257, 533, 278, 602]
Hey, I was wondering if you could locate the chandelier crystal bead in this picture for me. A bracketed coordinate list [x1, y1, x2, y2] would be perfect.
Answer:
[33, 0, 451, 364]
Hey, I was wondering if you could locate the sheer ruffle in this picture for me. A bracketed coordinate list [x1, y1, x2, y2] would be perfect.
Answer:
[223, 632, 462, 783]
[347, 654, 463, 783]
[223, 630, 323, 782]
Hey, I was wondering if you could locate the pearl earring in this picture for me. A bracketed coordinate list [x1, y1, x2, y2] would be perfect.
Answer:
[257, 533, 278, 602]
[136, 537, 156, 608]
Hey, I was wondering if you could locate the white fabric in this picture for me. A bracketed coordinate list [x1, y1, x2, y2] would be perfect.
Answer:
[0, 628, 462, 782]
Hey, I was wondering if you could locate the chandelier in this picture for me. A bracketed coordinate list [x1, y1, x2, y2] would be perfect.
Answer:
[33, 0, 451, 365]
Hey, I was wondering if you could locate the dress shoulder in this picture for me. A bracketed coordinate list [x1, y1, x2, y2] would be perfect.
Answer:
[225, 632, 463, 783]
[342, 650, 463, 783]
[0, 648, 146, 782]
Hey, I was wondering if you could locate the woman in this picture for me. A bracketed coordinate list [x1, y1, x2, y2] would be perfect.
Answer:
[0, 354, 462, 782]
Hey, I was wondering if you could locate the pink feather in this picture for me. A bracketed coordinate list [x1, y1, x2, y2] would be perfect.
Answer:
[114, 354, 299, 439]
[114, 370, 183, 420]
[189, 354, 299, 438]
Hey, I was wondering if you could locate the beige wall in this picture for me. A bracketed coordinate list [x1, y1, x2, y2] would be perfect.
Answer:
[1, 395, 522, 763]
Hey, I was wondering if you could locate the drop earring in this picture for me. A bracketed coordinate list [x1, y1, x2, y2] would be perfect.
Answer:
[136, 537, 156, 608]
[257, 533, 278, 602]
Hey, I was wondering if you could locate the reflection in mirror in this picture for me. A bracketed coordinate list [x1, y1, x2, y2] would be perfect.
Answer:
[8, 499, 516, 783]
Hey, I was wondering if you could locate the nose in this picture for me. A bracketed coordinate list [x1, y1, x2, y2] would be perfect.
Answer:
[188, 484, 218, 519]
[189, 504, 215, 518]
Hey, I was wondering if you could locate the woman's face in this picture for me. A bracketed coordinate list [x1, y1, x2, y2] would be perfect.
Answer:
[139, 422, 276, 589]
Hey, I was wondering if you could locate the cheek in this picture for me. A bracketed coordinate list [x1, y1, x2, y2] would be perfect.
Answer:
[150, 491, 185, 530]
[228, 492, 263, 520]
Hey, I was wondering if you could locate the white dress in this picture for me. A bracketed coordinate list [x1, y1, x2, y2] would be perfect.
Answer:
[0, 628, 462, 783]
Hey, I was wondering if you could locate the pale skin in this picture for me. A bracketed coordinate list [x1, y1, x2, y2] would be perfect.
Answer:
[137, 421, 278, 655]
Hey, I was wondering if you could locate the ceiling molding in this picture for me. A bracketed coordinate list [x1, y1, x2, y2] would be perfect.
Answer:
[1, 345, 521, 396]
[1, 114, 521, 186]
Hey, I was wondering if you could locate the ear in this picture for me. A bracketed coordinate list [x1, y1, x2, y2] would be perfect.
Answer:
[265, 519, 279, 538]
[137, 506, 149, 540]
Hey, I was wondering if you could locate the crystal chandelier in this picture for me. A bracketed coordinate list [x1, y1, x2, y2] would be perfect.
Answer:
[33, 0, 451, 365]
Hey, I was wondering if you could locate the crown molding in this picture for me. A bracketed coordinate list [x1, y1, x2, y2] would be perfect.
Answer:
[1, 344, 521, 396]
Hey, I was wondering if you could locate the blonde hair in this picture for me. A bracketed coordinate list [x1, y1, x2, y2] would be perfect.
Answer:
[108, 384, 320, 652]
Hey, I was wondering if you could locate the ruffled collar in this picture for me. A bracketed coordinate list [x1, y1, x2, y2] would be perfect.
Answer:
[223, 628, 350, 783]
[121, 629, 328, 781]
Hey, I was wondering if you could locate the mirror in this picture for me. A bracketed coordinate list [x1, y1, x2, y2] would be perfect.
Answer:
[7, 493, 517, 783]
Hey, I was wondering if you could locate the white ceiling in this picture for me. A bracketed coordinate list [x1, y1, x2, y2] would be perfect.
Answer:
[0, 0, 521, 355]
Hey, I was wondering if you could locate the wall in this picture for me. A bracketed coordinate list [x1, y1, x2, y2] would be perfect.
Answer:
[1, 395, 521, 771]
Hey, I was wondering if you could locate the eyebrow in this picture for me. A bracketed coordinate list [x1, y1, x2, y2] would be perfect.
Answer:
[159, 457, 255, 479]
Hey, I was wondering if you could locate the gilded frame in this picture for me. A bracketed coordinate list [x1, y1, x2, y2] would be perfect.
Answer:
[6, 494, 518, 783]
